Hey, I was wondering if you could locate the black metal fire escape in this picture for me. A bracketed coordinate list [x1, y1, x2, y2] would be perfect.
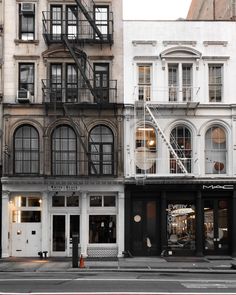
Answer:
[42, 0, 115, 175]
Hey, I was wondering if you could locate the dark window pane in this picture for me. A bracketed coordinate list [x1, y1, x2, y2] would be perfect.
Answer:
[90, 196, 102, 207]
[28, 197, 41, 207]
[52, 195, 65, 207]
[104, 196, 116, 207]
[16, 211, 41, 223]
[14, 125, 39, 174]
[67, 195, 79, 207]
[89, 215, 116, 243]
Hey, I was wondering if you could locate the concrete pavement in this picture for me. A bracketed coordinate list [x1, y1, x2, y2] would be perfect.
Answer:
[0, 256, 236, 273]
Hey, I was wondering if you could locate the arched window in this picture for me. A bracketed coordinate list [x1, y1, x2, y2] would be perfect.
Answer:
[89, 125, 114, 175]
[14, 125, 39, 174]
[135, 124, 157, 174]
[52, 125, 77, 175]
[205, 126, 226, 174]
[170, 126, 192, 173]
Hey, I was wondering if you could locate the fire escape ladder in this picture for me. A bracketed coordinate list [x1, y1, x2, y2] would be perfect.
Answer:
[74, 0, 103, 40]
[62, 35, 98, 101]
[145, 104, 188, 174]
[63, 104, 98, 175]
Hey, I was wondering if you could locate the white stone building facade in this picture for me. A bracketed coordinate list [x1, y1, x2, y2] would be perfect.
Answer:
[124, 21, 236, 257]
[1, 0, 124, 258]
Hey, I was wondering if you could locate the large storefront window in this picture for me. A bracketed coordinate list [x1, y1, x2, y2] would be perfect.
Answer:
[167, 203, 196, 250]
[89, 215, 116, 243]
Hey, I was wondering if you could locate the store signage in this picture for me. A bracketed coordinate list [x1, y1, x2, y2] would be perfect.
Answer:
[202, 184, 234, 190]
[48, 185, 80, 192]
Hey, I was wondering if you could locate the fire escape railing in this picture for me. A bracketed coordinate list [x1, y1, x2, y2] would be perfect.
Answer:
[42, 11, 113, 45]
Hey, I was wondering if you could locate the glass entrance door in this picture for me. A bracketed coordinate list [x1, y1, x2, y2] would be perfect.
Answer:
[204, 199, 229, 254]
[131, 199, 158, 256]
[52, 214, 80, 256]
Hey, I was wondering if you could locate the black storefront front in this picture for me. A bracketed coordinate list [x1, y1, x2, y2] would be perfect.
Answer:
[125, 182, 236, 257]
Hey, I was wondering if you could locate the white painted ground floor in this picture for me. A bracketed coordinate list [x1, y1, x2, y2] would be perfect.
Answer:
[1, 178, 124, 258]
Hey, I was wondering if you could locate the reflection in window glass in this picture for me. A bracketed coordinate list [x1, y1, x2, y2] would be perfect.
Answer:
[14, 196, 26, 207]
[28, 197, 41, 207]
[90, 196, 102, 207]
[52, 195, 65, 207]
[167, 203, 195, 250]
[89, 215, 116, 243]
[13, 210, 41, 223]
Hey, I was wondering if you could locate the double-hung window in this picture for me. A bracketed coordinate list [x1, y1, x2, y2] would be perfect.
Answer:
[19, 3, 35, 41]
[138, 65, 151, 101]
[209, 64, 223, 102]
[94, 6, 109, 39]
[168, 63, 193, 102]
[19, 63, 35, 96]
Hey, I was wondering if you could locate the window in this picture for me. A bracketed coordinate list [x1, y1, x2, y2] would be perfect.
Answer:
[19, 3, 35, 40]
[135, 125, 157, 174]
[94, 6, 109, 39]
[51, 6, 62, 40]
[19, 63, 35, 95]
[168, 64, 192, 102]
[170, 126, 192, 173]
[209, 64, 223, 102]
[66, 64, 78, 102]
[52, 195, 79, 207]
[50, 63, 78, 102]
[94, 63, 109, 102]
[90, 195, 116, 207]
[52, 125, 77, 175]
[205, 126, 227, 174]
[138, 65, 151, 101]
[50, 64, 62, 101]
[167, 203, 195, 250]
[14, 125, 39, 174]
[12, 195, 41, 223]
[89, 125, 114, 175]
[89, 215, 116, 243]
[66, 6, 78, 39]
[51, 5, 77, 40]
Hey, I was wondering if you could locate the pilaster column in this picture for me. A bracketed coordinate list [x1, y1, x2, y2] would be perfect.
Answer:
[196, 190, 203, 256]
[80, 192, 88, 257]
[160, 191, 167, 251]
[2, 191, 10, 257]
[232, 190, 236, 257]
[117, 191, 125, 257]
[41, 191, 49, 253]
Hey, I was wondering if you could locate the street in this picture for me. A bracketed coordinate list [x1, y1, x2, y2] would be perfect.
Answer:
[0, 272, 236, 293]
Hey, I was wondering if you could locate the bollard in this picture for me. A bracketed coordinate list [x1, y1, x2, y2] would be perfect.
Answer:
[72, 234, 79, 268]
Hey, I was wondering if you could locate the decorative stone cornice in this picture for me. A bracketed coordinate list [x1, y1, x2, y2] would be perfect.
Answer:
[203, 41, 228, 47]
[132, 40, 157, 47]
[163, 41, 197, 47]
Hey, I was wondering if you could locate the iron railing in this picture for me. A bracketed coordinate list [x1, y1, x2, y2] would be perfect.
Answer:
[42, 11, 113, 45]
[42, 79, 117, 104]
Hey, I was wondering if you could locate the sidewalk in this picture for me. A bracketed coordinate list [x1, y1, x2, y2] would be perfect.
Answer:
[0, 256, 236, 273]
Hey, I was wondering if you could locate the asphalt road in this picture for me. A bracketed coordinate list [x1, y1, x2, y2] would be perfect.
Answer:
[0, 272, 236, 293]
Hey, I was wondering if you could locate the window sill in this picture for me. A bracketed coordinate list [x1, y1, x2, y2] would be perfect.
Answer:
[15, 39, 39, 45]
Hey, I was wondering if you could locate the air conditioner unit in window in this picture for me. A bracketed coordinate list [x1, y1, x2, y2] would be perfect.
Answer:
[21, 3, 34, 14]
[17, 90, 31, 102]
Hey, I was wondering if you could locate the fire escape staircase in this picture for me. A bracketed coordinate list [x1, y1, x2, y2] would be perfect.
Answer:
[62, 35, 98, 101]
[145, 103, 188, 174]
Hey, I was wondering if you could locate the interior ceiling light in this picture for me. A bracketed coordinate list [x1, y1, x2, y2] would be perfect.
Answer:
[137, 127, 154, 131]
